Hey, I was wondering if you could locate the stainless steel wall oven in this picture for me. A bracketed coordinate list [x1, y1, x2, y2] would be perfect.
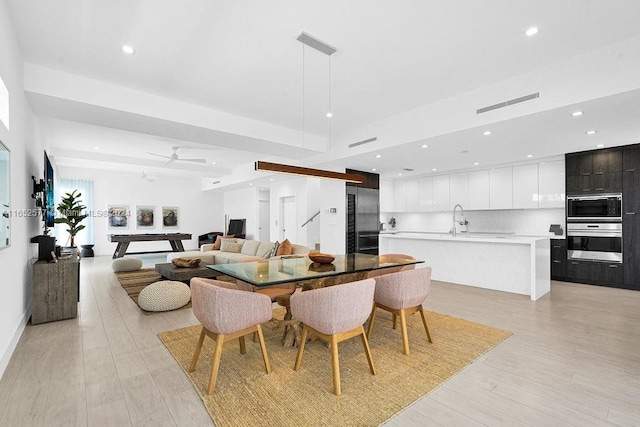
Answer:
[567, 223, 622, 263]
[567, 193, 622, 222]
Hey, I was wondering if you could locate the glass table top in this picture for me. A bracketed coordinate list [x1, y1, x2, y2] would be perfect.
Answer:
[207, 253, 423, 287]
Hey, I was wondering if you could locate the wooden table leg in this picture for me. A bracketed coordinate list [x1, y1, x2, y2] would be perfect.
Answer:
[114, 242, 129, 258]
[174, 240, 185, 252]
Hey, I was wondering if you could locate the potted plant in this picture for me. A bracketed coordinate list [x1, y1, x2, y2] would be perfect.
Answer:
[54, 190, 87, 248]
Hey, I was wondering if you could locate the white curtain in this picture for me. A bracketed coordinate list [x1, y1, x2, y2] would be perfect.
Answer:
[55, 179, 94, 247]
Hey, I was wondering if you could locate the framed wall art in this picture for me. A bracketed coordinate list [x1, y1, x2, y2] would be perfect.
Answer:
[108, 205, 129, 230]
[136, 205, 155, 229]
[162, 206, 178, 229]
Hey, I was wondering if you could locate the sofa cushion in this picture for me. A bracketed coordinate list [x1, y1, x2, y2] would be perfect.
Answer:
[220, 240, 242, 253]
[257, 241, 276, 258]
[276, 238, 292, 256]
[241, 239, 261, 256]
[215, 252, 262, 264]
[213, 235, 235, 250]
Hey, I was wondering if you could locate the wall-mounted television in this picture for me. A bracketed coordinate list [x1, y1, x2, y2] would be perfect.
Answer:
[44, 151, 55, 228]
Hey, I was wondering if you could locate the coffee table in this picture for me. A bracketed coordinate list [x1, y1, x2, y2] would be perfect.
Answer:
[155, 263, 218, 282]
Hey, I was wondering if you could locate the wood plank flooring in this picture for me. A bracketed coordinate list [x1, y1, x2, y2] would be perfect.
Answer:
[1, 255, 639, 426]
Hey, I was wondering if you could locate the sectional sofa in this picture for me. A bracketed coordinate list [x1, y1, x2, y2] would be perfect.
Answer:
[166, 238, 310, 265]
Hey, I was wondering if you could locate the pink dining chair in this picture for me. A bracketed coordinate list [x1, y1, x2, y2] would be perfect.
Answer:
[188, 277, 273, 394]
[367, 267, 433, 355]
[290, 278, 376, 396]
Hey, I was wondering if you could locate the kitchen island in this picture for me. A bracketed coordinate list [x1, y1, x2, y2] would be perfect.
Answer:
[379, 232, 550, 300]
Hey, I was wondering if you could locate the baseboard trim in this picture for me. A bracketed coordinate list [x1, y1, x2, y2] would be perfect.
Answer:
[0, 304, 30, 380]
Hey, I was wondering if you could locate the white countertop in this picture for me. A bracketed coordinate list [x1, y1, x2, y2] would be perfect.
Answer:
[379, 231, 552, 245]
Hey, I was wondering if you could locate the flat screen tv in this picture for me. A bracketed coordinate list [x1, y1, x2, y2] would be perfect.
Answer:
[44, 151, 55, 228]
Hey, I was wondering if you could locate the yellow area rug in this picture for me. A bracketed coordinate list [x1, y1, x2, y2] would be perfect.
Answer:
[158, 308, 511, 426]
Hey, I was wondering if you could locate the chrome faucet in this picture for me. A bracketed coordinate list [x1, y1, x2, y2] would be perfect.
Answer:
[450, 204, 465, 237]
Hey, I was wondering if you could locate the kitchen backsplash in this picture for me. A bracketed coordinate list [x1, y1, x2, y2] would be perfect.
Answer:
[382, 208, 565, 236]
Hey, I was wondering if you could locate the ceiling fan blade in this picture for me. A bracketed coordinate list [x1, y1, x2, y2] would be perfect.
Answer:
[179, 158, 207, 163]
[147, 152, 172, 160]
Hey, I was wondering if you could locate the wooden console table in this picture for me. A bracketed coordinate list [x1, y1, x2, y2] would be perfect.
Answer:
[108, 233, 192, 258]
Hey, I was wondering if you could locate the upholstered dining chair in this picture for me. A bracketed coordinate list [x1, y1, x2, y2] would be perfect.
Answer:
[367, 267, 433, 355]
[188, 278, 273, 394]
[290, 278, 376, 396]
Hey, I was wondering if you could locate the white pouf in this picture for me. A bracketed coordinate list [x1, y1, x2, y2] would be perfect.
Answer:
[138, 281, 191, 312]
[112, 257, 143, 272]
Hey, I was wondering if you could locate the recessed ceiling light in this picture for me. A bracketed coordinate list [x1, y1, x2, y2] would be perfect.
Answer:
[421, 144, 428, 148]
[371, 168, 377, 171]
[375, 154, 382, 158]
[473, 162, 480, 166]
[526, 154, 534, 158]
[432, 168, 437, 171]
[269, 178, 274, 181]
[121, 45, 135, 54]
[398, 173, 402, 176]
[572, 111, 583, 117]
[249, 183, 253, 186]
[483, 131, 492, 136]
[596, 144, 605, 148]
[586, 130, 597, 135]
[525, 26, 539, 37]
[326, 112, 333, 118]
[93, 146, 99, 150]
[211, 161, 216, 165]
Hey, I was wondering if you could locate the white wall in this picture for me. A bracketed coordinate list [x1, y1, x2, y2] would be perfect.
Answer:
[382, 208, 565, 237]
[223, 187, 258, 239]
[0, 1, 45, 378]
[320, 179, 346, 254]
[58, 168, 224, 256]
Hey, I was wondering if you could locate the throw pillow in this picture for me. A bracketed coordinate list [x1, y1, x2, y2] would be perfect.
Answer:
[276, 238, 292, 256]
[213, 234, 235, 250]
[220, 240, 243, 253]
[269, 241, 280, 258]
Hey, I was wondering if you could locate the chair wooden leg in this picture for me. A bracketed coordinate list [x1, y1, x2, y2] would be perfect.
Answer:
[207, 333, 226, 394]
[255, 324, 272, 374]
[392, 314, 397, 329]
[399, 309, 410, 355]
[366, 304, 377, 338]
[252, 331, 258, 343]
[239, 336, 246, 354]
[359, 326, 376, 375]
[419, 307, 433, 343]
[188, 328, 206, 372]
[330, 334, 341, 395]
[293, 324, 309, 371]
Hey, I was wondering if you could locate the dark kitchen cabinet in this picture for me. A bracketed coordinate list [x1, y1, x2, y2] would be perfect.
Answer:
[623, 146, 640, 289]
[567, 260, 623, 286]
[550, 239, 566, 281]
[566, 150, 622, 194]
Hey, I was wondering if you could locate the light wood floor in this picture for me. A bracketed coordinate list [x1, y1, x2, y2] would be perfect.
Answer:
[1, 255, 639, 426]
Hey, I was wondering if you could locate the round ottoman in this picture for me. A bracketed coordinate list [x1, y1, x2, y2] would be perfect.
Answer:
[138, 281, 191, 312]
[112, 257, 143, 272]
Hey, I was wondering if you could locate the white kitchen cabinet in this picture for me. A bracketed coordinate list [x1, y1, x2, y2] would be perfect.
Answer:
[380, 179, 394, 212]
[490, 167, 513, 209]
[393, 180, 407, 212]
[513, 164, 539, 209]
[449, 173, 469, 210]
[432, 175, 450, 211]
[406, 178, 419, 212]
[418, 176, 434, 211]
[468, 170, 490, 210]
[538, 160, 566, 209]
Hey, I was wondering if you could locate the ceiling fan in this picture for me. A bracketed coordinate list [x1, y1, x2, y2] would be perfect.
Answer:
[147, 146, 206, 164]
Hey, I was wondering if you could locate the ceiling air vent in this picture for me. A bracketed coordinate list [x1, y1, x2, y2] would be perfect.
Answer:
[402, 168, 414, 172]
[212, 180, 221, 185]
[348, 137, 377, 148]
[476, 92, 539, 114]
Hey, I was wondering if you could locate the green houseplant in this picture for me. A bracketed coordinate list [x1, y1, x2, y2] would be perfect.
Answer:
[54, 190, 87, 247]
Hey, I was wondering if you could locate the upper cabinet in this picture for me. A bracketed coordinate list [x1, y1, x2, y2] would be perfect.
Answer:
[380, 179, 394, 212]
[393, 180, 407, 212]
[406, 179, 419, 212]
[449, 173, 469, 210]
[566, 150, 622, 194]
[490, 167, 513, 209]
[513, 164, 539, 209]
[468, 170, 490, 210]
[418, 176, 434, 212]
[432, 175, 450, 211]
[538, 160, 565, 208]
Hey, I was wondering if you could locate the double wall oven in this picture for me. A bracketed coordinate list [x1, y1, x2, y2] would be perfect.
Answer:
[566, 193, 622, 263]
